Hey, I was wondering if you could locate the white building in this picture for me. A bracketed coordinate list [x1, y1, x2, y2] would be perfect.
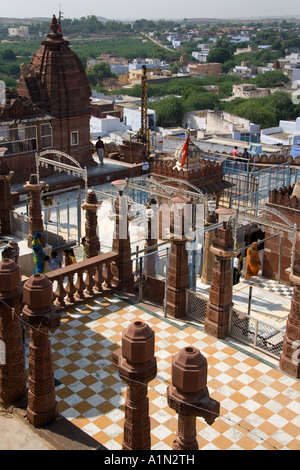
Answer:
[123, 106, 156, 132]
[192, 50, 210, 62]
[8, 26, 29, 37]
[260, 117, 300, 146]
[90, 115, 131, 139]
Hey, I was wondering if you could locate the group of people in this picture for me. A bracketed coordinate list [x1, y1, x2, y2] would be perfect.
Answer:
[232, 146, 250, 162]
[31, 233, 86, 275]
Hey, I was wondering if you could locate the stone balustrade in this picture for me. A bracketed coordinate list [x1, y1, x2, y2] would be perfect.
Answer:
[269, 185, 300, 209]
[46, 251, 118, 308]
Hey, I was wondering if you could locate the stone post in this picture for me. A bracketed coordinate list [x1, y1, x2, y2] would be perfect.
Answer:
[165, 238, 189, 318]
[204, 221, 234, 339]
[111, 185, 134, 291]
[280, 260, 300, 378]
[82, 189, 101, 258]
[22, 273, 61, 427]
[24, 174, 45, 248]
[118, 321, 157, 450]
[0, 153, 14, 236]
[0, 259, 27, 405]
[167, 346, 220, 450]
[165, 197, 190, 319]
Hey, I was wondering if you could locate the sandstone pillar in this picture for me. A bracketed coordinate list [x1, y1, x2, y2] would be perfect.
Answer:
[167, 346, 220, 450]
[0, 154, 14, 236]
[111, 182, 134, 291]
[118, 321, 157, 450]
[22, 274, 61, 427]
[204, 221, 234, 339]
[82, 189, 101, 258]
[280, 260, 300, 378]
[0, 259, 27, 405]
[24, 174, 45, 248]
[165, 238, 189, 318]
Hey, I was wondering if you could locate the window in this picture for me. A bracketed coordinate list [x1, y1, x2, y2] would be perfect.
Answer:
[40, 123, 52, 149]
[70, 131, 79, 146]
[0, 124, 37, 155]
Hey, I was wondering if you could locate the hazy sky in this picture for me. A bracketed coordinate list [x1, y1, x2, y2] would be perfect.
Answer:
[1, 0, 299, 21]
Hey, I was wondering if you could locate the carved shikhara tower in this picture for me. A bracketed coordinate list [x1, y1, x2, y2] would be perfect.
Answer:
[17, 15, 95, 168]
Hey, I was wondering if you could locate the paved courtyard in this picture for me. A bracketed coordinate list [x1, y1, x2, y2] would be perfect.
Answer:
[25, 291, 300, 451]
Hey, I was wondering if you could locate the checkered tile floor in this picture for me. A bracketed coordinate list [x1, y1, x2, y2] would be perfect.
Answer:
[245, 277, 294, 299]
[26, 294, 300, 450]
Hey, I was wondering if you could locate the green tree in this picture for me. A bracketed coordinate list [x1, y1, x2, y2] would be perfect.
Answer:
[1, 49, 16, 60]
[206, 47, 233, 64]
[254, 70, 290, 88]
[149, 96, 183, 127]
[86, 62, 117, 87]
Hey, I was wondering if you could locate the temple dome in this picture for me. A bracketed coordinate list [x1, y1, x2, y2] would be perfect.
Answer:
[174, 137, 202, 170]
[17, 15, 91, 118]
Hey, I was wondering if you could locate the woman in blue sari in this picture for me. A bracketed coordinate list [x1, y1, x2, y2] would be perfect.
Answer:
[32, 232, 47, 274]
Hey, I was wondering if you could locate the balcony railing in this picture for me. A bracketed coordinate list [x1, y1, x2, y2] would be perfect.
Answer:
[46, 251, 118, 308]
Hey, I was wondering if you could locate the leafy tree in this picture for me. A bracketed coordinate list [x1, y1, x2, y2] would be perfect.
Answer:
[1, 49, 16, 60]
[206, 47, 233, 64]
[86, 62, 117, 87]
[270, 91, 296, 121]
[253, 70, 290, 88]
[228, 100, 277, 128]
[149, 96, 183, 127]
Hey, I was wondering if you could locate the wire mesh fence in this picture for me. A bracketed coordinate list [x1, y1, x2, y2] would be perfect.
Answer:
[186, 289, 284, 360]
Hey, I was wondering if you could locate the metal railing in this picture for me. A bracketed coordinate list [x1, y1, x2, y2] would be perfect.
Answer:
[185, 289, 285, 360]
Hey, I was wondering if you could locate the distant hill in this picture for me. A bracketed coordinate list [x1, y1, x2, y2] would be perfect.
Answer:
[0, 16, 108, 24]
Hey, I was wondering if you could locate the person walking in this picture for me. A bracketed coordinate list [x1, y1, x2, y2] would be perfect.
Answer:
[95, 136, 105, 166]
[41, 184, 54, 222]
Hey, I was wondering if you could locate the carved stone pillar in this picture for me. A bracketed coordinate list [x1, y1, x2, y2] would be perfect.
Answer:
[167, 346, 220, 450]
[280, 261, 300, 378]
[24, 174, 45, 248]
[118, 321, 157, 450]
[111, 192, 134, 291]
[22, 274, 61, 427]
[166, 238, 189, 318]
[0, 155, 14, 236]
[0, 259, 27, 405]
[82, 189, 101, 258]
[204, 221, 234, 339]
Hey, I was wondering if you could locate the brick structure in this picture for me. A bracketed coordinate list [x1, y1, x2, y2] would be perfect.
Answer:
[280, 260, 300, 378]
[22, 273, 61, 427]
[0, 259, 27, 405]
[0, 153, 14, 235]
[17, 15, 95, 172]
[204, 221, 234, 339]
[117, 321, 157, 450]
[166, 197, 190, 318]
[165, 238, 189, 318]
[82, 189, 101, 258]
[167, 346, 220, 450]
[24, 174, 45, 248]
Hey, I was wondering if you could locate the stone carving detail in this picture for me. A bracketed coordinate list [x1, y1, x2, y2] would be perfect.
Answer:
[116, 321, 157, 450]
[22, 273, 61, 427]
[167, 347, 220, 450]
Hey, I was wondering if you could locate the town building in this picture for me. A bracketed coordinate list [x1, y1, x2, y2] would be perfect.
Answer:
[232, 83, 271, 99]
